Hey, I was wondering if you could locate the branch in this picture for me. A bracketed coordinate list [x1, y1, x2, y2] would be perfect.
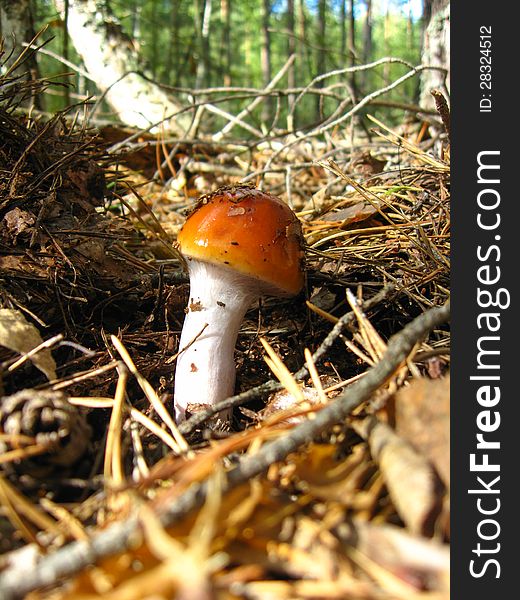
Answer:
[212, 54, 296, 142]
[244, 62, 448, 182]
[23, 43, 93, 82]
[204, 103, 264, 139]
[0, 300, 449, 600]
[290, 56, 415, 118]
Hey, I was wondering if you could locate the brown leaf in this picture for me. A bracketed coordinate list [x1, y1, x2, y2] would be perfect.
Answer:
[350, 151, 387, 176]
[354, 416, 444, 536]
[0, 309, 56, 380]
[394, 376, 450, 488]
[0, 207, 35, 243]
[338, 518, 450, 594]
[321, 201, 377, 227]
[0, 254, 51, 278]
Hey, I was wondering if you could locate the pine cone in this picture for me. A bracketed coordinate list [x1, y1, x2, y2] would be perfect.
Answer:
[0, 389, 91, 478]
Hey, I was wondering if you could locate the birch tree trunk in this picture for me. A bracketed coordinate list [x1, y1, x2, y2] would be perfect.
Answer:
[420, 0, 450, 109]
[221, 0, 231, 86]
[0, 0, 40, 107]
[54, 0, 189, 134]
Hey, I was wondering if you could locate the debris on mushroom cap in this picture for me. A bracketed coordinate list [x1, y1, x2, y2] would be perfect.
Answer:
[177, 184, 305, 296]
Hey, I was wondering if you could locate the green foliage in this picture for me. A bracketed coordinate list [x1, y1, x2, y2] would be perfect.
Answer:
[30, 0, 424, 129]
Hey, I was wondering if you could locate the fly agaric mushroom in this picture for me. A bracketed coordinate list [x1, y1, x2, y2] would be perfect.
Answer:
[173, 184, 305, 423]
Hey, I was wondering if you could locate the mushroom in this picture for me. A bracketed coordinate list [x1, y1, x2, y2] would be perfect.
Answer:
[173, 184, 305, 423]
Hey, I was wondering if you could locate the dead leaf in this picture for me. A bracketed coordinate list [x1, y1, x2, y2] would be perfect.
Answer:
[0, 254, 53, 278]
[0, 207, 35, 243]
[394, 376, 450, 488]
[321, 202, 377, 227]
[0, 308, 57, 380]
[354, 415, 443, 536]
[350, 151, 387, 176]
[283, 444, 379, 512]
[338, 518, 450, 594]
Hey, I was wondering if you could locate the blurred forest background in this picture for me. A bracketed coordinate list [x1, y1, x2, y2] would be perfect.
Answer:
[1, 0, 449, 136]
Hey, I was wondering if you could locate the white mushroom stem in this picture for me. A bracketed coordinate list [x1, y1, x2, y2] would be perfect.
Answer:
[174, 260, 258, 422]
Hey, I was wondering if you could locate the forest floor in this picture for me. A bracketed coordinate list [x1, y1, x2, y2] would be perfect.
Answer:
[0, 57, 450, 599]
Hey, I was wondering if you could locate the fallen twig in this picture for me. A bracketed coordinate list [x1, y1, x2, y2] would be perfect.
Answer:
[430, 88, 451, 141]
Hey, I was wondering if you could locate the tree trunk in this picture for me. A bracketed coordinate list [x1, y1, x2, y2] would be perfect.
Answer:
[0, 0, 40, 107]
[261, 0, 272, 122]
[166, 0, 179, 86]
[195, 0, 212, 88]
[340, 0, 347, 61]
[59, 0, 71, 106]
[286, 0, 295, 130]
[221, 0, 231, 86]
[244, 17, 252, 86]
[1, 0, 31, 72]
[315, 0, 326, 119]
[298, 0, 311, 81]
[348, 0, 357, 100]
[129, 0, 141, 39]
[150, 0, 158, 79]
[420, 0, 450, 109]
[54, 0, 189, 134]
[361, 0, 372, 90]
[407, 3, 414, 51]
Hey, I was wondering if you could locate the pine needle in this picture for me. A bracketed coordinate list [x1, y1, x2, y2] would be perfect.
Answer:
[304, 348, 328, 404]
[260, 338, 304, 403]
[305, 300, 339, 324]
[103, 364, 128, 489]
[110, 335, 188, 454]
[0, 475, 64, 540]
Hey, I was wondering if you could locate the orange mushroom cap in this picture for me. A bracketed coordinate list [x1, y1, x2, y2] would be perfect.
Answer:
[177, 184, 305, 296]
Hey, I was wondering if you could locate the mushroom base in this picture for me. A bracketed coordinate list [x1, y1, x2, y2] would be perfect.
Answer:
[173, 260, 256, 422]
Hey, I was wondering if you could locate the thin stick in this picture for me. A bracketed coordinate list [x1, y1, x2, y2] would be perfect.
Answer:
[244, 63, 446, 181]
[51, 361, 118, 391]
[205, 103, 264, 139]
[430, 89, 451, 141]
